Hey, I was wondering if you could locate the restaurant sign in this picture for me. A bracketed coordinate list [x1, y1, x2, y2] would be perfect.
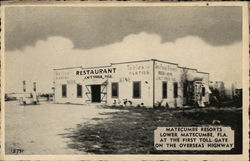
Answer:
[76, 67, 117, 80]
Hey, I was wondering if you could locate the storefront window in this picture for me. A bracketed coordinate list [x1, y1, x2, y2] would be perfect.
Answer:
[62, 84, 67, 97]
[162, 81, 167, 98]
[111, 82, 119, 98]
[77, 84, 82, 97]
[173, 82, 178, 98]
[133, 81, 141, 98]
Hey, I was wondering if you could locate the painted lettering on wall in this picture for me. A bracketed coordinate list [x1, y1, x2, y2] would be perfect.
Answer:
[84, 75, 112, 80]
[55, 71, 70, 80]
[155, 63, 177, 81]
[156, 77, 176, 81]
[119, 77, 131, 83]
[127, 64, 150, 76]
[76, 67, 116, 80]
[76, 68, 116, 76]
[155, 64, 177, 72]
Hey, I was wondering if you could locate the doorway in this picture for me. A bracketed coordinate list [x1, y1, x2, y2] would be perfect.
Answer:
[186, 81, 194, 105]
[91, 85, 101, 103]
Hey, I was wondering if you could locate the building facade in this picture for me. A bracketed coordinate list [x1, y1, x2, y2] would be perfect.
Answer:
[54, 59, 210, 108]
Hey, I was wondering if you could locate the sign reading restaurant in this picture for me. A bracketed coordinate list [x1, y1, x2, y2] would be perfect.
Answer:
[76, 67, 117, 75]
[76, 67, 117, 79]
[76, 68, 116, 75]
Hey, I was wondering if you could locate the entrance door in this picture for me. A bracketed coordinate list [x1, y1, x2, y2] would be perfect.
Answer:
[91, 85, 101, 103]
[183, 81, 194, 106]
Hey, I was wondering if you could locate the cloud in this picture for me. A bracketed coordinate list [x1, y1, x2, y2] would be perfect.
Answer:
[5, 7, 242, 51]
[5, 33, 242, 93]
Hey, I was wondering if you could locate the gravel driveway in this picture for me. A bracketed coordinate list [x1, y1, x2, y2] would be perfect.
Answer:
[5, 101, 121, 154]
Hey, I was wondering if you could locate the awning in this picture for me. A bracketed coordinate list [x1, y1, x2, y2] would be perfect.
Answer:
[186, 72, 203, 81]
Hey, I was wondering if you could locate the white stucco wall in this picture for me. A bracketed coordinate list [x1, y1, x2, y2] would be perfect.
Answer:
[154, 61, 183, 108]
[54, 67, 91, 104]
[107, 61, 154, 107]
[53, 60, 210, 107]
[54, 61, 154, 107]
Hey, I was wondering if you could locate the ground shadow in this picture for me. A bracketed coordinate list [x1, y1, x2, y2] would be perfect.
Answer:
[60, 106, 242, 154]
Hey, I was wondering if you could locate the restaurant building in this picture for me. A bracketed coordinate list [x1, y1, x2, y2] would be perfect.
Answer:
[53, 59, 210, 108]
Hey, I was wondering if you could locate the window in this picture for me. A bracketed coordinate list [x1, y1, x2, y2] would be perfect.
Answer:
[162, 82, 167, 98]
[202, 87, 206, 96]
[111, 82, 119, 98]
[183, 82, 187, 97]
[173, 82, 178, 98]
[77, 84, 82, 97]
[62, 84, 67, 97]
[133, 81, 141, 98]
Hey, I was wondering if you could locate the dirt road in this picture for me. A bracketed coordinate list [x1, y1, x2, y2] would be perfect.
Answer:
[5, 101, 122, 154]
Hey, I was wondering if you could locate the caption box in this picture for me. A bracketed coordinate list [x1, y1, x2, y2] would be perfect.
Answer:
[154, 126, 234, 150]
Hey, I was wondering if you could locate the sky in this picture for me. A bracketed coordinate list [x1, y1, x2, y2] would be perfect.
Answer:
[4, 6, 243, 93]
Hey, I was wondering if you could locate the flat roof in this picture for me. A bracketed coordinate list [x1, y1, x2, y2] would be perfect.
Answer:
[53, 59, 209, 74]
[53, 65, 113, 71]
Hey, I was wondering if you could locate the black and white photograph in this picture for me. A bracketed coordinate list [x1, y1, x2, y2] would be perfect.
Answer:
[1, 2, 249, 160]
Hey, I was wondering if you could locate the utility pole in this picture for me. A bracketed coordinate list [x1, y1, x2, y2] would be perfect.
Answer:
[33, 82, 36, 92]
[23, 80, 26, 92]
